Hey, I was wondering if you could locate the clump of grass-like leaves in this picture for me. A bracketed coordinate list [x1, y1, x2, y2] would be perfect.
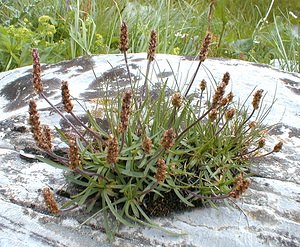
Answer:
[28, 20, 283, 240]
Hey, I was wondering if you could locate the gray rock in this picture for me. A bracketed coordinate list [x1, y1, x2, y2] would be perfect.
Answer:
[0, 54, 299, 247]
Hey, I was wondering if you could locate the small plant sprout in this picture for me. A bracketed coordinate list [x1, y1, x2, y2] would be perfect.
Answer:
[28, 20, 282, 240]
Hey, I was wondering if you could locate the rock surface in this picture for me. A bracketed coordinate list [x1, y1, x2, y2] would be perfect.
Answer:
[0, 54, 299, 247]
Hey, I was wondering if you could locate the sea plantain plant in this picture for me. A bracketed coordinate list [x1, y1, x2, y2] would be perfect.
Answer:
[29, 19, 283, 240]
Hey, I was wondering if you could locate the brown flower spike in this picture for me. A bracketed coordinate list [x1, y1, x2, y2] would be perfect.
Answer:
[225, 108, 236, 120]
[208, 108, 218, 121]
[222, 72, 230, 86]
[61, 80, 74, 113]
[68, 138, 81, 170]
[119, 21, 129, 52]
[119, 90, 132, 133]
[229, 173, 251, 199]
[273, 141, 283, 152]
[252, 89, 264, 110]
[107, 135, 119, 164]
[155, 158, 167, 183]
[29, 100, 52, 150]
[147, 30, 157, 62]
[199, 31, 212, 62]
[200, 79, 206, 92]
[42, 187, 59, 215]
[160, 128, 176, 150]
[258, 138, 266, 148]
[32, 48, 43, 93]
[212, 81, 227, 108]
[142, 136, 152, 155]
[226, 91, 234, 103]
[171, 92, 183, 108]
[42, 125, 52, 150]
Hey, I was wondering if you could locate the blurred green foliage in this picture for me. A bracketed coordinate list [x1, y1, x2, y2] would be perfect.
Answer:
[0, 0, 299, 72]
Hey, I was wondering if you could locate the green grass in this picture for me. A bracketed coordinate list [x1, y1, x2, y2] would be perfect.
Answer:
[0, 0, 299, 72]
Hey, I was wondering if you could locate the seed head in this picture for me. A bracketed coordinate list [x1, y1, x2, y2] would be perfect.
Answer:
[229, 173, 251, 199]
[107, 135, 119, 164]
[147, 30, 157, 62]
[199, 31, 212, 62]
[160, 128, 176, 150]
[29, 100, 51, 150]
[61, 80, 74, 113]
[155, 158, 167, 183]
[212, 82, 226, 108]
[225, 108, 236, 120]
[222, 72, 230, 86]
[42, 125, 52, 150]
[42, 187, 59, 215]
[32, 48, 43, 93]
[208, 108, 218, 121]
[220, 97, 228, 107]
[258, 138, 266, 148]
[171, 92, 183, 108]
[68, 138, 81, 170]
[142, 136, 152, 154]
[273, 141, 283, 152]
[252, 89, 264, 110]
[249, 121, 257, 129]
[200, 79, 206, 92]
[119, 89, 132, 133]
[226, 92, 234, 103]
[119, 21, 129, 52]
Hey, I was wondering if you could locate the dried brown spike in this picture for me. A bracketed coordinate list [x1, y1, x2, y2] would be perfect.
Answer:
[225, 108, 236, 120]
[155, 158, 167, 183]
[226, 92, 234, 103]
[61, 80, 74, 113]
[252, 89, 264, 110]
[32, 48, 43, 93]
[220, 97, 228, 107]
[29, 100, 50, 150]
[119, 89, 132, 133]
[142, 136, 152, 154]
[229, 173, 251, 199]
[147, 30, 157, 62]
[249, 121, 257, 129]
[160, 128, 176, 150]
[119, 21, 129, 52]
[42, 187, 59, 215]
[200, 79, 206, 92]
[273, 141, 283, 152]
[222, 72, 230, 86]
[212, 82, 226, 108]
[208, 108, 218, 121]
[199, 31, 212, 62]
[258, 138, 266, 148]
[107, 135, 119, 164]
[68, 138, 81, 170]
[171, 92, 183, 108]
[42, 125, 52, 150]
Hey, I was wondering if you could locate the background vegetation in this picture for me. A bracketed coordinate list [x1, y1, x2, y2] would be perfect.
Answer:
[0, 0, 299, 72]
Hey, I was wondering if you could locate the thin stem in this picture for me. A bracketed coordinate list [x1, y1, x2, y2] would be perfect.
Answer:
[123, 51, 139, 109]
[45, 150, 69, 164]
[250, 150, 274, 159]
[141, 60, 151, 105]
[142, 149, 164, 170]
[74, 167, 109, 182]
[69, 111, 104, 142]
[40, 92, 89, 145]
[185, 189, 230, 200]
[184, 61, 202, 97]
[176, 106, 213, 141]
